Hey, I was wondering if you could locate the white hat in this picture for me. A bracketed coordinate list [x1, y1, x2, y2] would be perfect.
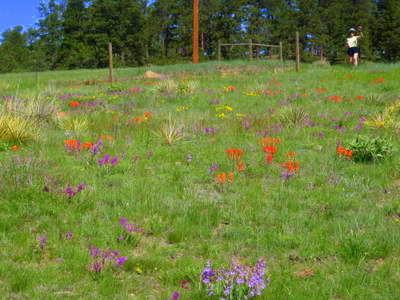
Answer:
[349, 28, 356, 32]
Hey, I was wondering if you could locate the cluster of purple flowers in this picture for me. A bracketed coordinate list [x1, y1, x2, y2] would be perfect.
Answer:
[90, 140, 103, 155]
[65, 183, 85, 198]
[119, 218, 144, 234]
[59, 93, 83, 101]
[201, 258, 268, 298]
[88, 245, 128, 273]
[204, 128, 217, 135]
[38, 235, 47, 249]
[98, 154, 119, 166]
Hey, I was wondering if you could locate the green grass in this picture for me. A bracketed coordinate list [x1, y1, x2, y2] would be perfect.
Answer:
[0, 59, 400, 299]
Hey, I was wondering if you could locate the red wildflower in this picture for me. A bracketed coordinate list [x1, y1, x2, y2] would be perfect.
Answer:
[226, 148, 244, 161]
[282, 161, 300, 172]
[326, 95, 343, 103]
[262, 145, 277, 155]
[265, 155, 273, 164]
[64, 139, 80, 151]
[82, 142, 94, 149]
[11, 145, 19, 151]
[259, 137, 281, 145]
[236, 161, 246, 172]
[69, 101, 80, 108]
[215, 172, 234, 184]
[143, 112, 153, 120]
[356, 96, 365, 100]
[133, 116, 143, 123]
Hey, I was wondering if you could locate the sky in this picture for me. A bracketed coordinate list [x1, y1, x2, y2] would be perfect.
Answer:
[0, 0, 42, 34]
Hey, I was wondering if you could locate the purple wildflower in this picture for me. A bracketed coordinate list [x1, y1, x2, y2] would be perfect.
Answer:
[119, 218, 129, 225]
[204, 127, 217, 135]
[111, 157, 120, 166]
[77, 183, 85, 192]
[359, 116, 367, 122]
[281, 171, 294, 181]
[115, 256, 128, 267]
[208, 162, 219, 174]
[90, 140, 103, 155]
[91, 262, 103, 273]
[186, 154, 193, 162]
[38, 235, 47, 249]
[66, 232, 73, 240]
[171, 292, 181, 300]
[354, 123, 363, 131]
[66, 185, 76, 198]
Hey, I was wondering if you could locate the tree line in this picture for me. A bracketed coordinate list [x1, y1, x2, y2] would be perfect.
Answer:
[0, 0, 399, 73]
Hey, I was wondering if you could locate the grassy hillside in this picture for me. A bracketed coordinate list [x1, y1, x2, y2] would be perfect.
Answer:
[0, 60, 399, 299]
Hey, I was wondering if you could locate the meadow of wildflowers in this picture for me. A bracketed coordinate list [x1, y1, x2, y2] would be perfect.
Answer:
[0, 60, 400, 299]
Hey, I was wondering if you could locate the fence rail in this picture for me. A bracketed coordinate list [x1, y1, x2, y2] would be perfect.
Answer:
[217, 40, 283, 62]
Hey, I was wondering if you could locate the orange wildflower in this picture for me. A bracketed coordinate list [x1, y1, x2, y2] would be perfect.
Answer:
[11, 145, 19, 151]
[356, 95, 365, 100]
[99, 134, 113, 141]
[286, 152, 296, 158]
[226, 148, 244, 161]
[64, 139, 80, 151]
[82, 142, 94, 149]
[57, 111, 68, 117]
[262, 145, 277, 155]
[265, 89, 283, 96]
[326, 95, 342, 103]
[259, 137, 281, 145]
[369, 77, 385, 84]
[69, 101, 80, 108]
[282, 161, 300, 172]
[224, 86, 237, 92]
[215, 172, 234, 184]
[133, 116, 143, 123]
[236, 161, 246, 172]
[143, 112, 153, 120]
[265, 155, 273, 164]
[337, 145, 352, 159]
[316, 88, 327, 93]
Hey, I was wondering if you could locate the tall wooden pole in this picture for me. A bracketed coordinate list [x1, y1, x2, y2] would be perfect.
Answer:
[192, 0, 199, 64]
[108, 42, 114, 83]
[295, 32, 300, 72]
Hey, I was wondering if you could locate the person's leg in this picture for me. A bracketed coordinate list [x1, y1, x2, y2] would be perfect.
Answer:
[353, 53, 359, 66]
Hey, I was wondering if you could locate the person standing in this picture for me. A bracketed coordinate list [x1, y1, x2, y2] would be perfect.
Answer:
[346, 26, 363, 66]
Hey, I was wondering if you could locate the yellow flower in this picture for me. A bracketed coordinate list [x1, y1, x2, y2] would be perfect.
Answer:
[216, 113, 228, 118]
[235, 113, 246, 118]
[176, 106, 189, 112]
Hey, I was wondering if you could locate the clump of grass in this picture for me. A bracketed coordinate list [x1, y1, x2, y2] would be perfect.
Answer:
[58, 116, 89, 135]
[275, 106, 308, 128]
[155, 79, 178, 93]
[0, 113, 39, 143]
[365, 93, 387, 106]
[153, 114, 184, 145]
[3, 95, 59, 123]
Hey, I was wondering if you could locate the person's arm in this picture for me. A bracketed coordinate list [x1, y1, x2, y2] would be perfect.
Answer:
[357, 26, 364, 39]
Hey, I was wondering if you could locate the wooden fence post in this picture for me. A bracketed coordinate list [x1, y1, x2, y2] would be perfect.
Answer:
[279, 42, 283, 63]
[249, 39, 253, 60]
[108, 42, 114, 83]
[217, 40, 221, 61]
[295, 32, 300, 72]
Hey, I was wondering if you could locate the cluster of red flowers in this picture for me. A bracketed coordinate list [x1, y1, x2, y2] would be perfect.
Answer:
[326, 95, 343, 103]
[69, 101, 80, 108]
[224, 86, 237, 92]
[226, 148, 246, 172]
[215, 172, 235, 184]
[264, 89, 283, 96]
[336, 145, 353, 159]
[261, 137, 281, 164]
[64, 139, 93, 151]
[282, 161, 300, 172]
[369, 77, 385, 84]
[226, 148, 244, 161]
[133, 112, 153, 123]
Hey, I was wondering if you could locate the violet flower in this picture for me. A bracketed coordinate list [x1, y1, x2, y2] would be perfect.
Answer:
[38, 235, 47, 249]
